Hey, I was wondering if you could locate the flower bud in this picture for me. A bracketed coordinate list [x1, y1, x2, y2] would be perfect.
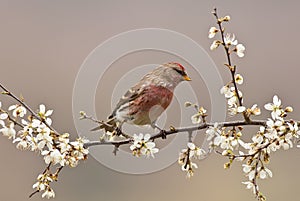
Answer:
[223, 15, 230, 21]
[285, 106, 293, 113]
[184, 102, 192, 107]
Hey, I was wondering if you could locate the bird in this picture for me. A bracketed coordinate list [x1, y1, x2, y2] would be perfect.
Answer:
[91, 62, 191, 135]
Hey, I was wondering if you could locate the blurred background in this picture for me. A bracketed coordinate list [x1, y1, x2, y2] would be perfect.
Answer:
[1, 0, 300, 201]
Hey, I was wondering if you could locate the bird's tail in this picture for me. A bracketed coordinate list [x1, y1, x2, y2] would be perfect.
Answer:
[90, 118, 117, 133]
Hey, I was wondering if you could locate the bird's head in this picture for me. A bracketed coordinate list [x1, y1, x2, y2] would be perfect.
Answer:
[144, 62, 191, 90]
[165, 62, 191, 82]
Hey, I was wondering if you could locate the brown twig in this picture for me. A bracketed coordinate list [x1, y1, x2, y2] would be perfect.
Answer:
[29, 190, 39, 198]
[212, 8, 250, 122]
[253, 152, 262, 199]
[29, 163, 53, 198]
[80, 112, 113, 129]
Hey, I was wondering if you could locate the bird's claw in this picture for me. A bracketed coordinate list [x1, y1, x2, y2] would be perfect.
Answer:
[160, 129, 167, 139]
[115, 127, 122, 136]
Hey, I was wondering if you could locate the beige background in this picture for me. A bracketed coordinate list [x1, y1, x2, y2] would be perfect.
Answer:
[1, 0, 300, 201]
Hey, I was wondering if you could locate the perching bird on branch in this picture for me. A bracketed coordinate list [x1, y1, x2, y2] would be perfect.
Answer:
[91, 62, 191, 134]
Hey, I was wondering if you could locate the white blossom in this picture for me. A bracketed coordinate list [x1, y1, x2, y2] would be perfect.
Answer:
[42, 188, 55, 199]
[0, 122, 16, 139]
[190, 106, 207, 124]
[264, 95, 283, 120]
[32, 181, 46, 191]
[258, 167, 273, 179]
[248, 170, 256, 181]
[38, 104, 53, 125]
[227, 96, 238, 107]
[26, 135, 39, 151]
[224, 33, 238, 46]
[280, 133, 293, 150]
[235, 44, 245, 57]
[220, 86, 234, 98]
[214, 135, 236, 151]
[13, 137, 29, 150]
[181, 162, 198, 178]
[268, 142, 279, 152]
[58, 141, 71, 153]
[208, 27, 218, 38]
[235, 74, 243, 85]
[130, 134, 159, 158]
[187, 142, 206, 159]
[69, 138, 89, 161]
[8, 104, 26, 117]
[242, 164, 253, 174]
[37, 124, 53, 150]
[242, 181, 256, 194]
[178, 142, 205, 178]
[248, 104, 261, 116]
[206, 123, 221, 141]
[42, 149, 65, 166]
[265, 118, 285, 138]
[228, 106, 246, 116]
[252, 134, 264, 145]
[288, 122, 298, 136]
[0, 112, 8, 120]
[33, 173, 53, 193]
[141, 141, 159, 158]
[210, 40, 221, 50]
[22, 119, 40, 135]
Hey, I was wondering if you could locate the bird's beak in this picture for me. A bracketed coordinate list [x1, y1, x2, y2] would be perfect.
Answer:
[183, 74, 192, 81]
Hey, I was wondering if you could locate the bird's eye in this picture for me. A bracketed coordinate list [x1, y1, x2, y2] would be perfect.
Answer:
[174, 68, 186, 76]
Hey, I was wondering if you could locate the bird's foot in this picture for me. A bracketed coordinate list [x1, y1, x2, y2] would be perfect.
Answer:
[159, 129, 167, 139]
[151, 123, 167, 139]
[115, 127, 122, 136]
[113, 127, 131, 139]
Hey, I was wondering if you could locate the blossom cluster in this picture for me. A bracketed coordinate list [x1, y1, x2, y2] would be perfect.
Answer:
[32, 173, 56, 199]
[130, 133, 159, 158]
[178, 142, 206, 178]
[209, 16, 245, 58]
[0, 102, 89, 199]
[209, 13, 256, 118]
[204, 95, 299, 200]
[185, 102, 207, 124]
[221, 80, 243, 116]
[240, 96, 297, 199]
[206, 11, 300, 200]
[206, 123, 243, 158]
[220, 75, 261, 117]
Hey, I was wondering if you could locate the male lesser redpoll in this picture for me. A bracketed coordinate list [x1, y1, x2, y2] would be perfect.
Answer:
[92, 62, 191, 133]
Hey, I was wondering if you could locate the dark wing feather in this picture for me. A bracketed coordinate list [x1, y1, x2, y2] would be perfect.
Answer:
[109, 84, 145, 119]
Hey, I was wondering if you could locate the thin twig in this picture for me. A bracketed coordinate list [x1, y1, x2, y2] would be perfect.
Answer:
[212, 8, 250, 122]
[29, 163, 53, 198]
[80, 113, 113, 129]
[253, 152, 262, 198]
[29, 190, 39, 198]
[55, 166, 64, 175]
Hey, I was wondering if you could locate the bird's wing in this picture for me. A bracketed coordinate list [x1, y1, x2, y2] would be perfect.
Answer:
[91, 86, 145, 132]
[109, 83, 145, 119]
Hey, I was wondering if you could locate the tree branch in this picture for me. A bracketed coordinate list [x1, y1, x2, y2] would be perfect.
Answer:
[84, 119, 266, 148]
[0, 82, 60, 135]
